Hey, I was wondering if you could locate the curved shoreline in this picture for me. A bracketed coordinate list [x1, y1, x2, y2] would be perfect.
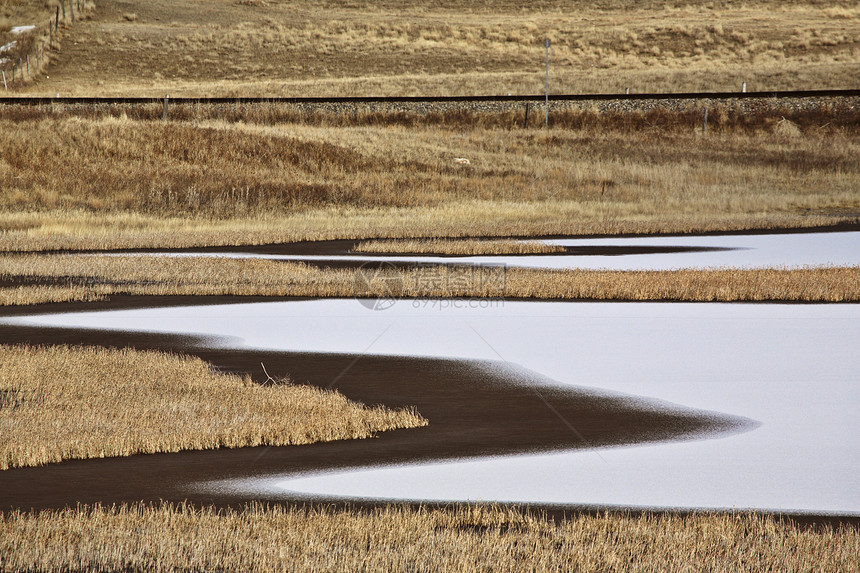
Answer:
[0, 301, 756, 510]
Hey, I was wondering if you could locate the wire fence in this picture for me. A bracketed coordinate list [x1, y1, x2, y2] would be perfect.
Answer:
[0, 0, 92, 90]
[2, 89, 859, 106]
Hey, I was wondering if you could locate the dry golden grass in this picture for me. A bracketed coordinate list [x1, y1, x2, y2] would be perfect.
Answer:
[0, 345, 426, 470]
[10, 0, 860, 97]
[0, 206, 851, 254]
[0, 112, 857, 251]
[1, 502, 857, 572]
[355, 239, 567, 255]
[1, 254, 858, 304]
[503, 266, 860, 303]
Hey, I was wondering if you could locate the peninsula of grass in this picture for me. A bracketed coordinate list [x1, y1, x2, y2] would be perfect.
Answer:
[354, 239, 568, 255]
[1, 503, 857, 572]
[0, 344, 426, 470]
[1, 254, 858, 304]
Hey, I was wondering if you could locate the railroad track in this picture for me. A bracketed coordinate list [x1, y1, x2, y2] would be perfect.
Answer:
[1, 88, 859, 106]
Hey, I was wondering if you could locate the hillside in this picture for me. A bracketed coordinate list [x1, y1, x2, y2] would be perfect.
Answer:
[6, 0, 860, 96]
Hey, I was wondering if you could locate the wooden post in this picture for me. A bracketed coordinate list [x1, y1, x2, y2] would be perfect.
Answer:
[544, 38, 551, 129]
[56, 6, 60, 29]
[26, 55, 30, 77]
[163, 95, 169, 121]
[2, 71, 6, 91]
[69, 0, 75, 22]
[523, 102, 530, 128]
[62, 0, 66, 21]
[702, 108, 708, 134]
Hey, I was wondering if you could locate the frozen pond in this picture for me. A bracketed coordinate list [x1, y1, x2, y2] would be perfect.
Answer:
[6, 299, 859, 514]
[123, 231, 860, 271]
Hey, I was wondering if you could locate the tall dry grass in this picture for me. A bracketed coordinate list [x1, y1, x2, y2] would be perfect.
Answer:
[1, 254, 858, 304]
[503, 266, 860, 303]
[0, 345, 426, 470]
[0, 110, 857, 251]
[1, 502, 857, 572]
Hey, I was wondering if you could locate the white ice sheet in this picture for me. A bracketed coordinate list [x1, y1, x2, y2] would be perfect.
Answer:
[6, 300, 859, 514]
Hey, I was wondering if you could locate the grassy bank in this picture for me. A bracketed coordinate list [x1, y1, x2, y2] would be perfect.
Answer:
[0, 345, 426, 470]
[0, 110, 857, 251]
[1, 502, 857, 572]
[1, 254, 858, 304]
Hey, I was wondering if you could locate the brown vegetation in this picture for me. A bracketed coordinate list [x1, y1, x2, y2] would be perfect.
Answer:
[1, 502, 857, 572]
[0, 344, 426, 470]
[1, 254, 858, 304]
[0, 0, 95, 86]
[0, 109, 857, 251]
[10, 0, 860, 97]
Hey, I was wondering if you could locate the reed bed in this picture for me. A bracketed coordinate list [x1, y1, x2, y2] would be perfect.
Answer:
[1, 502, 856, 572]
[4, 99, 860, 132]
[0, 345, 426, 470]
[1, 254, 858, 304]
[504, 266, 860, 302]
[354, 239, 567, 255]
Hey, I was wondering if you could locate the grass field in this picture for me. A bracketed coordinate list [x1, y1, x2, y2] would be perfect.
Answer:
[0, 106, 857, 251]
[0, 344, 426, 470]
[1, 503, 857, 572]
[5, 0, 860, 96]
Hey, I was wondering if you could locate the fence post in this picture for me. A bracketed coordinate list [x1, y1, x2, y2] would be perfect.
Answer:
[544, 38, 551, 129]
[62, 0, 66, 21]
[523, 102, 530, 128]
[702, 108, 708, 134]
[2, 71, 6, 90]
[163, 95, 169, 121]
[69, 0, 75, 22]
[56, 6, 60, 29]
